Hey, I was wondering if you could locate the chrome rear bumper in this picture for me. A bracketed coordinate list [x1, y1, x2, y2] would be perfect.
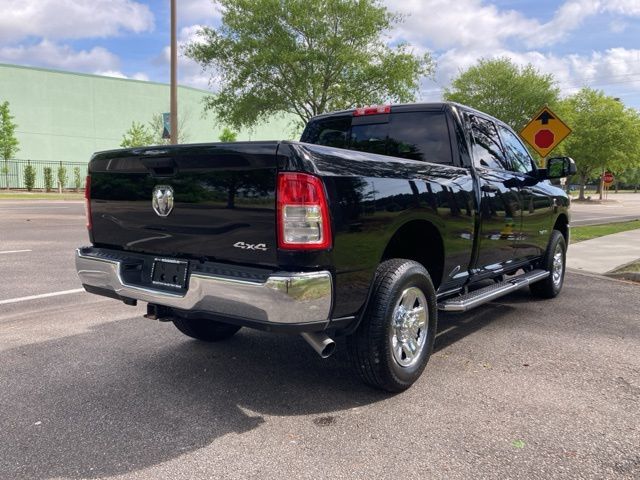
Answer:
[76, 248, 332, 326]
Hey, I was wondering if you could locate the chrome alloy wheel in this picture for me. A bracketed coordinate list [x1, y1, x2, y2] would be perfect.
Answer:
[552, 243, 564, 288]
[390, 287, 429, 368]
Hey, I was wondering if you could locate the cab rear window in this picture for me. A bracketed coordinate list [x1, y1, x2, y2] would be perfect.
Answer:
[301, 111, 453, 164]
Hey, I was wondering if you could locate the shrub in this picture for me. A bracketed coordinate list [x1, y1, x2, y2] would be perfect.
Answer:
[57, 163, 67, 190]
[73, 167, 82, 192]
[24, 162, 36, 191]
[43, 167, 53, 192]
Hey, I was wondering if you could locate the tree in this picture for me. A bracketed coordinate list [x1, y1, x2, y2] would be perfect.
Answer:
[219, 127, 238, 142]
[120, 111, 190, 148]
[554, 88, 640, 200]
[618, 166, 640, 193]
[444, 58, 560, 131]
[148, 112, 190, 144]
[0, 101, 20, 190]
[186, 0, 433, 130]
[120, 121, 155, 148]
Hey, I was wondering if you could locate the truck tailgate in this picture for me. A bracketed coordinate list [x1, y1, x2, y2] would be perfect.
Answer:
[88, 142, 280, 267]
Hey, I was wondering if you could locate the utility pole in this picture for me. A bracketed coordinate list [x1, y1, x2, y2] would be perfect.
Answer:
[170, 0, 178, 144]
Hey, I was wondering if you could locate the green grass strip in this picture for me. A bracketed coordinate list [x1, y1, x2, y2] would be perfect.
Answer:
[571, 219, 640, 243]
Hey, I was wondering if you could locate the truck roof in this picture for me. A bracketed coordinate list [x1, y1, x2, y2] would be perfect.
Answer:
[308, 101, 508, 129]
[308, 102, 449, 121]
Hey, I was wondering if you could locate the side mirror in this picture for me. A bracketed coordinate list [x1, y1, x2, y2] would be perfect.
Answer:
[545, 156, 577, 179]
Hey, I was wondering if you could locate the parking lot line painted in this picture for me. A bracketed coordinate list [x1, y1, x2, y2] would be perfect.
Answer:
[0, 249, 32, 255]
[0, 288, 84, 305]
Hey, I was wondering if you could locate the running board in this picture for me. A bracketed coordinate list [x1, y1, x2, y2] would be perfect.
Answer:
[438, 269, 550, 312]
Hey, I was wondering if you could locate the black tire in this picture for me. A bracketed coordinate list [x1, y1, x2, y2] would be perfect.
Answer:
[530, 230, 567, 299]
[347, 259, 437, 392]
[172, 317, 241, 342]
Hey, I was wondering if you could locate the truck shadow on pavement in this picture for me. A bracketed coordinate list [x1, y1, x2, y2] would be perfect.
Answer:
[0, 304, 513, 479]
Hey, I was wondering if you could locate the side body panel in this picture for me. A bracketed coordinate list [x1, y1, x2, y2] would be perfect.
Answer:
[276, 142, 477, 319]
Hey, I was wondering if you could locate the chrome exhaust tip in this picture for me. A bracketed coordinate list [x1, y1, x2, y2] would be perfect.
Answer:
[301, 332, 336, 358]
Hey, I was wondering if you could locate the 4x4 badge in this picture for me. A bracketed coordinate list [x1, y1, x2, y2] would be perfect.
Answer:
[234, 241, 267, 251]
[152, 185, 174, 217]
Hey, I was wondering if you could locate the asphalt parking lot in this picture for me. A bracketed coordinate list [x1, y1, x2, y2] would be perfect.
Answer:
[0, 201, 638, 479]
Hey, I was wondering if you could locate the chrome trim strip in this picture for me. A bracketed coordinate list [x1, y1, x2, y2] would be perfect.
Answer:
[76, 248, 332, 325]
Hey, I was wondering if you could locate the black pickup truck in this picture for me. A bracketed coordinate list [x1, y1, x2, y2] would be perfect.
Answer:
[76, 102, 575, 391]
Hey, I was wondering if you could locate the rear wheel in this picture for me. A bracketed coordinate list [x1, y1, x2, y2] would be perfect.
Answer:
[172, 317, 241, 342]
[347, 259, 437, 392]
[530, 230, 566, 299]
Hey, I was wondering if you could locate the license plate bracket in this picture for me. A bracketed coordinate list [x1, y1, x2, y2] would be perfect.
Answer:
[151, 258, 189, 289]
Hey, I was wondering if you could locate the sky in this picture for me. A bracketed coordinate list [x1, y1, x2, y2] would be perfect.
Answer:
[1, 0, 639, 108]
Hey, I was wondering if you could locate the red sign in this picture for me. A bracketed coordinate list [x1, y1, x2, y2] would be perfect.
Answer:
[603, 172, 614, 185]
[534, 129, 554, 148]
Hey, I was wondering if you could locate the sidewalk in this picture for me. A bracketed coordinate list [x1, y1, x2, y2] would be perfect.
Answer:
[568, 228, 640, 274]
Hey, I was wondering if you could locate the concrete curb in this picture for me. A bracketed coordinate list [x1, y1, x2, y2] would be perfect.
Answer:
[567, 268, 640, 286]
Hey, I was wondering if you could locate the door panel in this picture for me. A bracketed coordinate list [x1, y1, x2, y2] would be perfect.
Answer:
[466, 114, 523, 273]
[518, 182, 553, 259]
[475, 168, 522, 270]
[496, 124, 552, 261]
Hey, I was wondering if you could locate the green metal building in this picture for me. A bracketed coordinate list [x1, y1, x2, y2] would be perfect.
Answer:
[0, 63, 292, 188]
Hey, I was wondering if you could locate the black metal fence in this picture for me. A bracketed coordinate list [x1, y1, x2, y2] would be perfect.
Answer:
[0, 159, 88, 191]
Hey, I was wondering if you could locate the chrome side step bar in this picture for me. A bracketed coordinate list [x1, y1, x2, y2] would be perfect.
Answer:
[438, 269, 549, 312]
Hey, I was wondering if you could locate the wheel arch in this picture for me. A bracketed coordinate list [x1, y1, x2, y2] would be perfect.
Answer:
[553, 213, 569, 243]
[380, 219, 445, 290]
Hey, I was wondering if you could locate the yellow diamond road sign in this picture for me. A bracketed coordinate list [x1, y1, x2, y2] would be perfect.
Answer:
[519, 106, 571, 157]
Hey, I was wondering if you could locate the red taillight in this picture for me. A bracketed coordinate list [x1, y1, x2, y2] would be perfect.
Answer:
[277, 172, 332, 250]
[353, 105, 391, 116]
[84, 175, 92, 231]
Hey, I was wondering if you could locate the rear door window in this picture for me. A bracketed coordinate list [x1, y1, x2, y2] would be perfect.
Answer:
[470, 116, 508, 170]
[301, 111, 453, 164]
[302, 116, 350, 149]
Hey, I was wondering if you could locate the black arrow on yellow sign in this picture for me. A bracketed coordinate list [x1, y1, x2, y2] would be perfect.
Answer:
[536, 111, 555, 125]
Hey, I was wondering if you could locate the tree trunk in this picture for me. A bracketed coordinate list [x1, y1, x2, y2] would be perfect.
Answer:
[578, 174, 587, 201]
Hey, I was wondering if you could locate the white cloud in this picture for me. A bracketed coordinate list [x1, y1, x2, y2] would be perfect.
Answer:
[521, 0, 600, 47]
[93, 70, 151, 81]
[180, 0, 222, 24]
[385, 0, 640, 51]
[385, 0, 538, 50]
[132, 72, 150, 81]
[94, 69, 128, 79]
[605, 0, 640, 16]
[157, 25, 218, 90]
[0, 40, 120, 72]
[0, 0, 154, 42]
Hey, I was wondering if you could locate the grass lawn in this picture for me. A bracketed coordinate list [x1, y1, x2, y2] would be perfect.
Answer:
[0, 191, 84, 200]
[608, 259, 640, 283]
[571, 219, 640, 243]
[614, 261, 640, 273]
